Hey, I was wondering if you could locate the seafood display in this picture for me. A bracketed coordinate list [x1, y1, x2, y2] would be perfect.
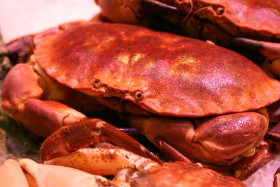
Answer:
[0, 0, 280, 186]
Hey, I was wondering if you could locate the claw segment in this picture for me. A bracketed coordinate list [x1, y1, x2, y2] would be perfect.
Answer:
[118, 127, 142, 135]
[40, 118, 160, 164]
[155, 138, 192, 163]
[44, 148, 158, 176]
[232, 146, 272, 180]
[232, 37, 280, 76]
[141, 0, 179, 13]
[266, 122, 280, 142]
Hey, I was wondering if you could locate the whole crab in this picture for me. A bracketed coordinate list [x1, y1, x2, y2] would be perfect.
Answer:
[2, 21, 280, 180]
[96, 0, 280, 76]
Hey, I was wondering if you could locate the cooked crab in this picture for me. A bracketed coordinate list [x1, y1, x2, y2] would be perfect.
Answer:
[96, 0, 280, 76]
[2, 22, 280, 176]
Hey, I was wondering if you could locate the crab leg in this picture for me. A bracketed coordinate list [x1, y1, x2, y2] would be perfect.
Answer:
[1, 63, 87, 137]
[266, 122, 280, 142]
[6, 35, 34, 65]
[155, 139, 192, 163]
[266, 100, 280, 141]
[140, 0, 179, 13]
[267, 100, 280, 122]
[232, 37, 280, 76]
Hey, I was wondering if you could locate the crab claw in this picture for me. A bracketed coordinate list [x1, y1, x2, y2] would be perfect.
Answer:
[40, 118, 160, 164]
[1, 159, 113, 187]
[232, 37, 280, 76]
[44, 147, 158, 176]
[0, 159, 29, 187]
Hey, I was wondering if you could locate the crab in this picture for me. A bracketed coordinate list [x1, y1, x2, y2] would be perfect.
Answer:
[2, 21, 280, 179]
[96, 0, 280, 76]
[0, 147, 246, 187]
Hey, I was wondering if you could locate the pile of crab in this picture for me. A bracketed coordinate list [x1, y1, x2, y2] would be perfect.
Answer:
[1, 0, 280, 186]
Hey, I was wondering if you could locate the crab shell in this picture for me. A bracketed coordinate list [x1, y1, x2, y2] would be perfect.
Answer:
[97, 0, 280, 41]
[129, 161, 246, 187]
[96, 0, 280, 77]
[32, 22, 280, 118]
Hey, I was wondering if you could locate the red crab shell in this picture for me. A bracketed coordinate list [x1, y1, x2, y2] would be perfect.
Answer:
[33, 22, 280, 118]
[95, 0, 280, 77]
[34, 22, 280, 117]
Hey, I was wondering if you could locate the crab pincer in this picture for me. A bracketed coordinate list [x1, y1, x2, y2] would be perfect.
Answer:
[40, 118, 160, 163]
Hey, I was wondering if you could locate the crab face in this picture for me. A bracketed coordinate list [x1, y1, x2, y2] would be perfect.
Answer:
[2, 22, 280, 169]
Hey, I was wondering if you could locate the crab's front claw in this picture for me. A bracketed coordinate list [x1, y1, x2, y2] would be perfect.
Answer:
[232, 37, 280, 76]
[129, 111, 268, 165]
[40, 118, 159, 164]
